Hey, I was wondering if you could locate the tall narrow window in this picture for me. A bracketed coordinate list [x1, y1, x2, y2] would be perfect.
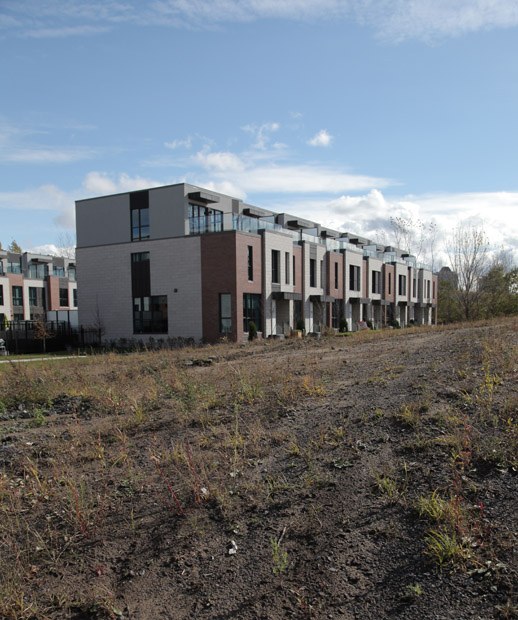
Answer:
[73, 289, 78, 307]
[12, 286, 23, 307]
[398, 274, 407, 296]
[388, 272, 392, 295]
[334, 263, 338, 289]
[0, 284, 3, 305]
[130, 190, 150, 241]
[29, 287, 38, 306]
[349, 265, 360, 291]
[292, 256, 296, 285]
[285, 252, 290, 284]
[372, 271, 380, 294]
[427, 280, 431, 298]
[243, 293, 262, 333]
[59, 288, 69, 306]
[412, 278, 417, 297]
[310, 259, 316, 287]
[272, 250, 280, 284]
[247, 246, 253, 281]
[432, 281, 436, 299]
[219, 293, 232, 334]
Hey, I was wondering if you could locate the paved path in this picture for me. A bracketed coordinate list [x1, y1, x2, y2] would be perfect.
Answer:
[0, 355, 87, 364]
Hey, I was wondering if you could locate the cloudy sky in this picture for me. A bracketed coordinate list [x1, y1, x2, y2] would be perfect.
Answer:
[1, 0, 518, 264]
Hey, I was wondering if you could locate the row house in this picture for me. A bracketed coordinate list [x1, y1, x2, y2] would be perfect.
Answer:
[0, 250, 78, 328]
[75, 183, 438, 344]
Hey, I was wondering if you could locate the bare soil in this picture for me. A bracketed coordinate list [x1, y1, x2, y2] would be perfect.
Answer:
[1, 320, 517, 619]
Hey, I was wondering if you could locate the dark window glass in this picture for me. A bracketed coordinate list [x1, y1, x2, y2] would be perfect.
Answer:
[12, 286, 23, 306]
[332, 299, 342, 328]
[398, 275, 407, 296]
[59, 288, 69, 306]
[372, 271, 380, 294]
[133, 295, 168, 334]
[188, 203, 223, 235]
[8, 261, 21, 274]
[29, 264, 48, 279]
[53, 266, 65, 277]
[243, 293, 262, 333]
[310, 259, 316, 287]
[349, 265, 360, 291]
[292, 256, 296, 285]
[73, 288, 78, 307]
[0, 284, 3, 305]
[388, 272, 392, 295]
[220, 293, 232, 334]
[130, 190, 150, 241]
[285, 252, 290, 284]
[29, 287, 38, 306]
[248, 246, 253, 281]
[334, 262, 338, 289]
[413, 278, 417, 297]
[272, 250, 280, 284]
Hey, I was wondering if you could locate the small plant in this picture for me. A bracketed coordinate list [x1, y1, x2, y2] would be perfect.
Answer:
[296, 318, 305, 332]
[339, 317, 348, 333]
[270, 537, 289, 577]
[424, 530, 469, 565]
[248, 321, 258, 341]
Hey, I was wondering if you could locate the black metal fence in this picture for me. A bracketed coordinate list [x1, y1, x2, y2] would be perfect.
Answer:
[0, 321, 102, 355]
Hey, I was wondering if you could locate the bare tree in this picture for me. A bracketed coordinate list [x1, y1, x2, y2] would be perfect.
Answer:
[448, 225, 489, 320]
[389, 217, 425, 260]
[55, 232, 76, 260]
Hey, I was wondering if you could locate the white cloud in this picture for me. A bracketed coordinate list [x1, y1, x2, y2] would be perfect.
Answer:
[3, 147, 98, 164]
[242, 122, 280, 150]
[164, 137, 192, 150]
[3, 0, 518, 41]
[308, 129, 332, 147]
[82, 171, 162, 195]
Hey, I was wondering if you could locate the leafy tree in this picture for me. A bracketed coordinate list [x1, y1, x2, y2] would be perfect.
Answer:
[479, 263, 518, 318]
[8, 240, 22, 253]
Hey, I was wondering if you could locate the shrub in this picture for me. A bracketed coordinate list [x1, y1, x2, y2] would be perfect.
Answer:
[248, 321, 257, 341]
[296, 319, 305, 332]
[339, 317, 348, 333]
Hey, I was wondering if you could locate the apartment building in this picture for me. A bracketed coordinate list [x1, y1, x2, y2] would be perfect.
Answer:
[0, 250, 78, 327]
[75, 183, 438, 344]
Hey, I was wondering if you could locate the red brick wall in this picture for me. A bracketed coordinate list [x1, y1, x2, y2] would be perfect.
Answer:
[201, 232, 237, 343]
[46, 276, 61, 310]
[327, 253, 343, 299]
[235, 234, 263, 341]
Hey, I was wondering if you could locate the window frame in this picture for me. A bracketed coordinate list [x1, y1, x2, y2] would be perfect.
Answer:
[219, 293, 232, 334]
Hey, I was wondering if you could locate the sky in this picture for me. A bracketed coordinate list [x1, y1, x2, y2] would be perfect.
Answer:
[1, 0, 518, 266]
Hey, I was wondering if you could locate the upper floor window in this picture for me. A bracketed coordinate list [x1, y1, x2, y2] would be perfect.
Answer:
[188, 203, 222, 235]
[285, 252, 290, 285]
[349, 265, 360, 291]
[310, 259, 316, 287]
[7, 261, 21, 274]
[0, 284, 3, 305]
[53, 266, 66, 277]
[29, 264, 48, 279]
[131, 252, 150, 263]
[59, 288, 69, 306]
[372, 271, 381, 294]
[427, 280, 431, 298]
[12, 286, 23, 307]
[73, 288, 78, 307]
[68, 267, 76, 282]
[334, 263, 339, 289]
[388, 272, 392, 295]
[432, 281, 436, 299]
[130, 190, 150, 241]
[29, 287, 38, 307]
[412, 278, 417, 297]
[398, 274, 407, 296]
[272, 250, 280, 284]
[248, 246, 253, 281]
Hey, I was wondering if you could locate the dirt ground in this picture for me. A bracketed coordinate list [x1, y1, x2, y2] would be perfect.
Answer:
[1, 319, 517, 619]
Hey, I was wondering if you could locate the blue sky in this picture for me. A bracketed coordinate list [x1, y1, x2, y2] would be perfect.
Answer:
[1, 0, 518, 264]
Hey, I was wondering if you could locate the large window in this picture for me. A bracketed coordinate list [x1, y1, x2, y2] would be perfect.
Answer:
[29, 263, 48, 279]
[29, 287, 38, 306]
[8, 261, 21, 274]
[247, 246, 253, 281]
[398, 274, 407, 296]
[59, 288, 69, 306]
[131, 190, 150, 241]
[372, 271, 381, 294]
[12, 286, 23, 307]
[272, 250, 280, 284]
[310, 259, 316, 287]
[188, 204, 222, 235]
[133, 296, 168, 334]
[349, 265, 361, 291]
[243, 293, 262, 333]
[219, 293, 232, 334]
[53, 266, 65, 277]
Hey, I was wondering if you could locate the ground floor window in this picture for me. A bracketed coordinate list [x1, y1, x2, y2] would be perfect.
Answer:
[332, 299, 342, 328]
[59, 288, 69, 306]
[219, 293, 232, 334]
[133, 296, 168, 334]
[243, 293, 262, 333]
[293, 300, 302, 327]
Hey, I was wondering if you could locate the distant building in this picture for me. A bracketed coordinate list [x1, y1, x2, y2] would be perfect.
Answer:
[75, 183, 438, 343]
[0, 250, 77, 328]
